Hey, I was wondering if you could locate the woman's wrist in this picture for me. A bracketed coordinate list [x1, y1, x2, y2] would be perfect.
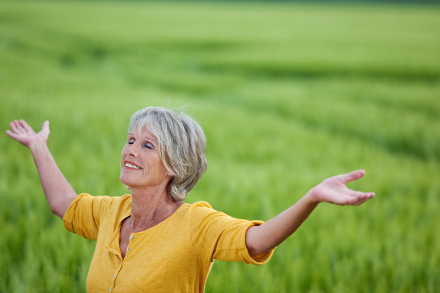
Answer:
[29, 139, 48, 154]
[303, 189, 321, 205]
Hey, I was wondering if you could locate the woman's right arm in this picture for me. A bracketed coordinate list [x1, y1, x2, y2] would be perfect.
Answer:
[6, 120, 77, 218]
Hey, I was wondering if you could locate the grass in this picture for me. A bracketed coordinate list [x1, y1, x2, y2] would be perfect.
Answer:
[0, 1, 439, 292]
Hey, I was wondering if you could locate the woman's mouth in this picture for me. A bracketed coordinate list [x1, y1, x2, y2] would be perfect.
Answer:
[124, 161, 142, 169]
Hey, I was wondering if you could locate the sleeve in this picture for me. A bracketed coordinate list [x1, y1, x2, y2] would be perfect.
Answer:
[190, 202, 275, 265]
[63, 193, 115, 241]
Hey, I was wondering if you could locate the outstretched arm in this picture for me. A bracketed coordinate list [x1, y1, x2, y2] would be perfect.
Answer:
[245, 170, 375, 256]
[6, 120, 77, 218]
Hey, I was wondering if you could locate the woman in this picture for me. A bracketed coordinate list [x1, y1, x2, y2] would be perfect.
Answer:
[6, 107, 375, 293]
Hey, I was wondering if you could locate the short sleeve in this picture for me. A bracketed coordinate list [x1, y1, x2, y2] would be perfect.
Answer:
[190, 202, 274, 266]
[63, 193, 114, 241]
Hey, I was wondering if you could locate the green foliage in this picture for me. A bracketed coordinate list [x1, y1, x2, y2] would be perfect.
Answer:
[1, 1, 439, 292]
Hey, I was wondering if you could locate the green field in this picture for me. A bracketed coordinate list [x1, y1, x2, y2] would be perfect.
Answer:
[1, 1, 440, 292]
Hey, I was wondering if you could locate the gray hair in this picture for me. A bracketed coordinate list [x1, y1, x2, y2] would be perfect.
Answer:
[128, 107, 207, 201]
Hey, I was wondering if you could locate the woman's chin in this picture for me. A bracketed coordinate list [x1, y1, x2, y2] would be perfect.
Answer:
[119, 175, 134, 187]
[120, 177, 145, 190]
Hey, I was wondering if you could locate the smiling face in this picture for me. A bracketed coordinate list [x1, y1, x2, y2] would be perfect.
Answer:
[120, 126, 170, 191]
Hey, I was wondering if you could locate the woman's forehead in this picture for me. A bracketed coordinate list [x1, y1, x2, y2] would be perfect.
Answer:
[130, 124, 158, 143]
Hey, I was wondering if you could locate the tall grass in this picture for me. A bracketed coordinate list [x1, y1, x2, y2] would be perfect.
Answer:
[1, 1, 439, 292]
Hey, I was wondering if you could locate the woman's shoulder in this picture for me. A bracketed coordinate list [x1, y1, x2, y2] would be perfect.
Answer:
[73, 193, 132, 214]
[182, 201, 233, 222]
[182, 201, 216, 214]
[187, 201, 212, 209]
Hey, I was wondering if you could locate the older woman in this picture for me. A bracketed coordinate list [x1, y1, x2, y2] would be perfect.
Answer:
[6, 107, 374, 293]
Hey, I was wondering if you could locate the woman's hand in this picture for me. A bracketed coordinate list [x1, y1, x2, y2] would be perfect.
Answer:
[6, 119, 50, 148]
[306, 170, 375, 206]
[246, 170, 375, 256]
[6, 119, 76, 218]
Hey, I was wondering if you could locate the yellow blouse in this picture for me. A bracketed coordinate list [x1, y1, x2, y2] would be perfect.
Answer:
[63, 193, 274, 293]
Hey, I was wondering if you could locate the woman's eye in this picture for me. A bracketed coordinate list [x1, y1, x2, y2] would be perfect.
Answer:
[144, 143, 153, 149]
[128, 139, 135, 144]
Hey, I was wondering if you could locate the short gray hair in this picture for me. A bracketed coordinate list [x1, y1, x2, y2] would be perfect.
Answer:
[128, 107, 207, 201]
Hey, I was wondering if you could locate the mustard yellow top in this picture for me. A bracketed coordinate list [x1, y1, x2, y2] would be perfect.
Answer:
[63, 193, 274, 293]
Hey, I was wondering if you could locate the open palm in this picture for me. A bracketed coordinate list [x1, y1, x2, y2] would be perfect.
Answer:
[6, 120, 50, 148]
[309, 170, 375, 206]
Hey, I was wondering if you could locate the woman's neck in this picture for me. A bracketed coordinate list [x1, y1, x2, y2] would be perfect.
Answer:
[129, 187, 183, 232]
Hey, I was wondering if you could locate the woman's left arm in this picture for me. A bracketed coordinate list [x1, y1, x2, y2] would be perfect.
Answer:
[245, 170, 375, 257]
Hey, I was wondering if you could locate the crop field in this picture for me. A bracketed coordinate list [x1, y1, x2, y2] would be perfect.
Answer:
[1, 1, 439, 292]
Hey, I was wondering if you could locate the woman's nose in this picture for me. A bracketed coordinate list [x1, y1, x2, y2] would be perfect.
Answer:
[126, 144, 139, 157]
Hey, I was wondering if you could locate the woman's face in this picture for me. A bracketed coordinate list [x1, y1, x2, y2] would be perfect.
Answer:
[120, 126, 170, 190]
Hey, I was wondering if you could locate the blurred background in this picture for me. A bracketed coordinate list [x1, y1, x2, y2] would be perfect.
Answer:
[1, 1, 439, 292]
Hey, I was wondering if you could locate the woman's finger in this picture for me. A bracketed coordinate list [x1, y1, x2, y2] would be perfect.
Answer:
[42, 120, 50, 132]
[6, 130, 21, 141]
[354, 196, 370, 206]
[10, 121, 25, 135]
[352, 193, 368, 206]
[20, 119, 34, 134]
[333, 191, 371, 206]
[331, 193, 358, 206]
[15, 120, 27, 134]
[340, 170, 366, 184]
[352, 191, 375, 206]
